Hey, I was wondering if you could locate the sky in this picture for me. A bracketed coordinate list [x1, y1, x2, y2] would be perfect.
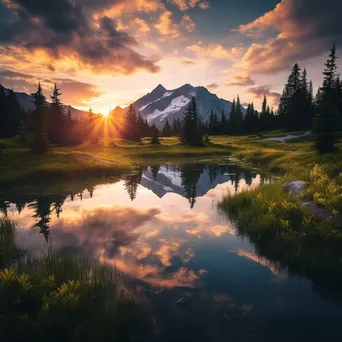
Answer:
[0, 0, 341, 113]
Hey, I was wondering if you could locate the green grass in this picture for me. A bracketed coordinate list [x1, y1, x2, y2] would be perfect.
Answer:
[0, 219, 140, 342]
[0, 137, 231, 187]
[218, 184, 342, 297]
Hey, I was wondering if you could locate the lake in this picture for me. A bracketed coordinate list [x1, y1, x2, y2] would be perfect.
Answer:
[2, 160, 342, 342]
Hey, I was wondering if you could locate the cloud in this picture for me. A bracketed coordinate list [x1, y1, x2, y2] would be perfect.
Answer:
[206, 82, 219, 90]
[181, 14, 196, 32]
[0, 69, 104, 106]
[237, 0, 342, 74]
[170, 0, 210, 11]
[154, 10, 180, 38]
[246, 85, 281, 107]
[225, 75, 255, 87]
[0, 0, 160, 75]
[48, 79, 103, 107]
[51, 205, 161, 259]
[181, 59, 196, 65]
[187, 43, 242, 59]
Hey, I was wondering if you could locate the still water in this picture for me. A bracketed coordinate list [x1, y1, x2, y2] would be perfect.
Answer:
[2, 162, 342, 342]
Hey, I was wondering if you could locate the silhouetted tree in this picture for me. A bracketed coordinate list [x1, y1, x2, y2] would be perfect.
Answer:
[314, 43, 342, 153]
[31, 83, 49, 155]
[180, 97, 203, 145]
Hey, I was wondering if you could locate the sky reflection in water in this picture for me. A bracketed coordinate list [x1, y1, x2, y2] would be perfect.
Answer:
[3, 163, 342, 342]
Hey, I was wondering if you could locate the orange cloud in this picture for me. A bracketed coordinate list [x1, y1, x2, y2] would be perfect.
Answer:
[225, 75, 255, 87]
[181, 14, 196, 32]
[170, 0, 210, 11]
[237, 0, 342, 74]
[187, 43, 242, 59]
[155, 10, 180, 38]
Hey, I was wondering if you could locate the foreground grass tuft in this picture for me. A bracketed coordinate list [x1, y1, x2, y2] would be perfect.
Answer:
[0, 219, 139, 342]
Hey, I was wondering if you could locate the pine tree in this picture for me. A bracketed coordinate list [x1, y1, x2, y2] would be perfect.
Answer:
[228, 96, 243, 134]
[162, 119, 172, 137]
[122, 104, 140, 141]
[208, 110, 215, 135]
[313, 43, 342, 153]
[243, 103, 255, 133]
[150, 124, 160, 144]
[31, 83, 49, 155]
[49, 83, 65, 144]
[221, 110, 227, 134]
[180, 97, 203, 145]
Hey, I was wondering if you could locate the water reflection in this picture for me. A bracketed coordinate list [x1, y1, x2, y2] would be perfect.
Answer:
[2, 162, 342, 341]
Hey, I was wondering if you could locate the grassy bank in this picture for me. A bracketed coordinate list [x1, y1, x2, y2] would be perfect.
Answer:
[0, 218, 139, 342]
[0, 137, 230, 187]
[217, 132, 342, 296]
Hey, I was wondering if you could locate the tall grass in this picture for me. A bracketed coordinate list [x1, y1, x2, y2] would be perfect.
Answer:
[219, 184, 342, 298]
[0, 219, 139, 342]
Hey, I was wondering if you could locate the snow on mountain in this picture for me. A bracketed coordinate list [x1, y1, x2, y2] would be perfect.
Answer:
[131, 83, 246, 129]
[2, 86, 89, 120]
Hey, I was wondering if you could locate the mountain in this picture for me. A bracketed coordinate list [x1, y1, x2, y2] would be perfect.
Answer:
[130, 83, 246, 129]
[2, 86, 89, 120]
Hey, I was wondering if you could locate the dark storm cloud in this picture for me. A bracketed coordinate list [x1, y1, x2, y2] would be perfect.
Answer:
[239, 0, 342, 73]
[0, 0, 160, 74]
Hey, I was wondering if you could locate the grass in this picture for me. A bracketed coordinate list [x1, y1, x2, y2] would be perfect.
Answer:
[0, 218, 140, 342]
[217, 132, 342, 297]
[0, 137, 230, 187]
[218, 184, 342, 297]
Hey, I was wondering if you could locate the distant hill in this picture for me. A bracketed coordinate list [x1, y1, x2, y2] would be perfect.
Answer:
[2, 86, 89, 120]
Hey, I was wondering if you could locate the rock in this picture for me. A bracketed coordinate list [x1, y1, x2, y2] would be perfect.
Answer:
[283, 181, 306, 197]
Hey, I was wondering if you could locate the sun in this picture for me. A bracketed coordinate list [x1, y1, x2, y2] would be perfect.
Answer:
[102, 111, 110, 118]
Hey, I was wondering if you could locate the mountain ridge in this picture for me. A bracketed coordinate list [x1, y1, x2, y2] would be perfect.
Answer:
[115, 83, 246, 129]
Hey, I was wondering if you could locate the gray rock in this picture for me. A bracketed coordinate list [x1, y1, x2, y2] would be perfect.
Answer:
[283, 181, 306, 196]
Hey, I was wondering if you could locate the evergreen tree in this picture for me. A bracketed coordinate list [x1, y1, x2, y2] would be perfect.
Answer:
[180, 97, 203, 145]
[313, 43, 342, 153]
[150, 124, 160, 144]
[228, 96, 243, 134]
[162, 119, 172, 137]
[221, 110, 227, 134]
[243, 103, 255, 133]
[49, 83, 65, 144]
[31, 83, 49, 155]
[0, 85, 22, 138]
[122, 104, 140, 141]
[208, 110, 215, 135]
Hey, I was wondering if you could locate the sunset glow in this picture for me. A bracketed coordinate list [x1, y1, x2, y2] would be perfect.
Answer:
[0, 0, 340, 112]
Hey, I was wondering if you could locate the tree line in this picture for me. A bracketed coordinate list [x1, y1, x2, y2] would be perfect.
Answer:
[1, 44, 341, 153]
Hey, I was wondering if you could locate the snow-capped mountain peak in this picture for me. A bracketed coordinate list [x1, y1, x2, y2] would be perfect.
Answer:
[131, 83, 245, 128]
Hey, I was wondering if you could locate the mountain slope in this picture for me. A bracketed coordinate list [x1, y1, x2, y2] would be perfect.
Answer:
[131, 84, 245, 129]
[2, 86, 89, 120]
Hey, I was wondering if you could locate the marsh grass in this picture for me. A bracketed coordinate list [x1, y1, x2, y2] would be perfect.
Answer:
[0, 219, 139, 342]
[219, 183, 342, 297]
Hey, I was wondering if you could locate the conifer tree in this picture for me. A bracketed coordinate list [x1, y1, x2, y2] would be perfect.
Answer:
[221, 110, 227, 134]
[162, 119, 172, 137]
[228, 96, 243, 134]
[122, 104, 140, 141]
[313, 43, 342, 153]
[150, 124, 160, 144]
[31, 83, 49, 155]
[49, 83, 65, 144]
[180, 97, 203, 145]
